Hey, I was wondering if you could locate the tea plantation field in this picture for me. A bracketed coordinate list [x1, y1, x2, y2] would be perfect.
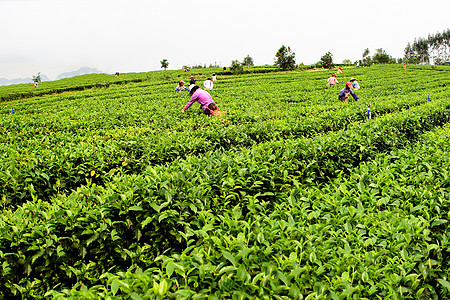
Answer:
[1, 64, 450, 299]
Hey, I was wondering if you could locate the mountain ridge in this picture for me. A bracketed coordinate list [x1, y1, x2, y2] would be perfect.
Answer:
[0, 67, 105, 86]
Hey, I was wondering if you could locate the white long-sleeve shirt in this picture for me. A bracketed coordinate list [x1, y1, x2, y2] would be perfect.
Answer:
[203, 79, 214, 90]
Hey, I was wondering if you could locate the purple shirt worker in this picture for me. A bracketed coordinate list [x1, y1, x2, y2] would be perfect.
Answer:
[182, 85, 219, 115]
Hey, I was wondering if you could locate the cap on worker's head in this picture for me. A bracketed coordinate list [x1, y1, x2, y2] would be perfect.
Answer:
[350, 77, 356, 81]
[190, 76, 193, 78]
[179, 80, 185, 84]
[346, 81, 352, 88]
[332, 74, 336, 77]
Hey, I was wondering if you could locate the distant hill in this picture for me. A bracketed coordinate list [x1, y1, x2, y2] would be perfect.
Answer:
[0, 67, 105, 86]
[0, 74, 50, 86]
[56, 67, 104, 80]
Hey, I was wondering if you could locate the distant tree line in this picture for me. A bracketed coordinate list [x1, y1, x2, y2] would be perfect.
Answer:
[166, 29, 449, 75]
[185, 62, 222, 69]
[355, 48, 397, 66]
[404, 29, 450, 65]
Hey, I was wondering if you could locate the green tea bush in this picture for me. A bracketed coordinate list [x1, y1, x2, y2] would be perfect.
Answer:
[1, 64, 450, 298]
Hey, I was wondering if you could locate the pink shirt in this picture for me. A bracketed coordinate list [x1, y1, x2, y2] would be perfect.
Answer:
[327, 76, 338, 85]
[183, 89, 215, 112]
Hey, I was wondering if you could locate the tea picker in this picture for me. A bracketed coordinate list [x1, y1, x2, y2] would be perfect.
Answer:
[181, 84, 221, 116]
[367, 104, 371, 119]
[338, 82, 359, 102]
[175, 80, 189, 93]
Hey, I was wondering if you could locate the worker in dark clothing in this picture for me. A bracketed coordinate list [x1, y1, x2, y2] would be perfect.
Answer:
[338, 82, 359, 102]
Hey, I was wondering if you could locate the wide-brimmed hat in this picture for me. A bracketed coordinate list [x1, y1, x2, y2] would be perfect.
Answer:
[346, 82, 353, 88]
[350, 77, 356, 81]
[189, 84, 198, 91]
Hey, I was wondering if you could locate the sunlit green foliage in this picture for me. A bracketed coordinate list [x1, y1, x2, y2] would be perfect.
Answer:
[1, 64, 450, 299]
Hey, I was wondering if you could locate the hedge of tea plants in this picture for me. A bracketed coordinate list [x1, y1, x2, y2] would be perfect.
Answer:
[1, 64, 450, 299]
[1, 66, 448, 208]
[0, 66, 283, 103]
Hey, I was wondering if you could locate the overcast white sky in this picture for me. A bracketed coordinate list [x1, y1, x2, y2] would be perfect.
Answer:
[0, 0, 449, 80]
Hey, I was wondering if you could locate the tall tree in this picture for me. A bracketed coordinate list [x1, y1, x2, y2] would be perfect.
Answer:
[32, 72, 42, 83]
[243, 55, 254, 67]
[360, 48, 372, 66]
[160, 59, 169, 70]
[275, 45, 296, 70]
[372, 48, 394, 64]
[230, 60, 244, 75]
[362, 48, 370, 58]
[427, 29, 450, 64]
[404, 42, 415, 63]
[320, 52, 334, 69]
[413, 38, 430, 64]
[403, 29, 450, 65]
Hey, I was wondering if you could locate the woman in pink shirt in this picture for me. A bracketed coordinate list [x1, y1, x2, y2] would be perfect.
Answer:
[327, 74, 339, 85]
[181, 85, 219, 115]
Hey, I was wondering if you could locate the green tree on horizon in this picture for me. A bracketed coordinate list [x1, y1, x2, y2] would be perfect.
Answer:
[243, 55, 254, 67]
[405, 29, 450, 65]
[32, 72, 42, 83]
[320, 52, 334, 69]
[373, 48, 395, 64]
[230, 60, 244, 75]
[363, 48, 370, 58]
[160, 59, 169, 70]
[275, 45, 296, 70]
[360, 48, 372, 66]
